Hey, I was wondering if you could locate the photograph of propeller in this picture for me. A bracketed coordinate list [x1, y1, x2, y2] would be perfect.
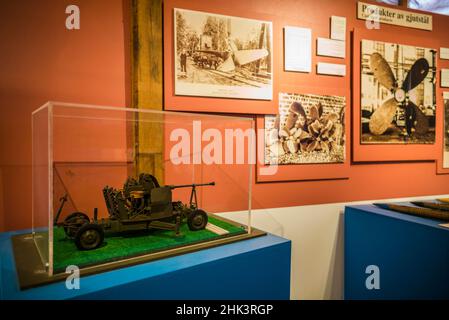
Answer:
[360, 39, 436, 144]
[174, 8, 272, 100]
[265, 93, 345, 165]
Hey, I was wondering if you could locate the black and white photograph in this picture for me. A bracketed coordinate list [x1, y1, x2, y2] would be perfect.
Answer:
[265, 93, 346, 165]
[174, 8, 273, 100]
[361, 39, 437, 144]
[444, 93, 449, 168]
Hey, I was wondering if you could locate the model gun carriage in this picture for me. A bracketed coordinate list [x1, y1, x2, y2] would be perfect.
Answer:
[54, 173, 215, 251]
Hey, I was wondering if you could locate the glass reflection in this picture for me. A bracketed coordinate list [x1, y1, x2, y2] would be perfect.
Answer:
[409, 0, 449, 15]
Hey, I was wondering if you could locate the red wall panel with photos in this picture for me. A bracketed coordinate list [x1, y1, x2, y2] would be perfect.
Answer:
[3, 0, 449, 231]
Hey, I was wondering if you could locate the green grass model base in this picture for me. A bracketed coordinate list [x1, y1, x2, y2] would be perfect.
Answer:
[53, 215, 245, 272]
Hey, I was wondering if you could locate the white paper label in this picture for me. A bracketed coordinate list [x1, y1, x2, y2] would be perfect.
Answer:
[331, 16, 346, 41]
[442, 69, 449, 88]
[317, 62, 346, 76]
[317, 38, 345, 59]
[440, 48, 449, 60]
[284, 26, 312, 73]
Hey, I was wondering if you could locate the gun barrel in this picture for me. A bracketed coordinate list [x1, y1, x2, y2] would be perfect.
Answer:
[170, 182, 215, 189]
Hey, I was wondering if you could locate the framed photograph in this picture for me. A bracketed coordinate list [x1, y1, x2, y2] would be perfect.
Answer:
[264, 92, 346, 165]
[361, 39, 436, 145]
[352, 29, 439, 162]
[256, 86, 350, 183]
[173, 8, 273, 100]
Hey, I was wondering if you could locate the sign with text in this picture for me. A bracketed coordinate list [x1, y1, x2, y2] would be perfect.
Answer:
[357, 2, 432, 31]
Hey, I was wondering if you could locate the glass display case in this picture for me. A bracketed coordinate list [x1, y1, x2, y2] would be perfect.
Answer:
[14, 101, 262, 289]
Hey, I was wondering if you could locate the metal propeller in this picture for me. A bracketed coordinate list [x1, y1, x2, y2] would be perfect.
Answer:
[368, 52, 430, 136]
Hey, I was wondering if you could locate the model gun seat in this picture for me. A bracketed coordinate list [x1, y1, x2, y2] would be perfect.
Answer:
[150, 186, 173, 216]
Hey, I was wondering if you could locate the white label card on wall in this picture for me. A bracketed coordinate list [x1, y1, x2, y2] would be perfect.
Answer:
[444, 92, 449, 100]
[317, 38, 345, 59]
[442, 69, 449, 88]
[317, 62, 346, 76]
[441, 48, 449, 60]
[284, 26, 312, 73]
[331, 16, 346, 41]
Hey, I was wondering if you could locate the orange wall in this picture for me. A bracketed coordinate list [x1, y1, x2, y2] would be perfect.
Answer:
[1, 0, 449, 231]
[0, 0, 128, 230]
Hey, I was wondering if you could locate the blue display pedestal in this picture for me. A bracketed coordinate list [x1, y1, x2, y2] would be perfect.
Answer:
[345, 205, 449, 300]
[0, 230, 291, 300]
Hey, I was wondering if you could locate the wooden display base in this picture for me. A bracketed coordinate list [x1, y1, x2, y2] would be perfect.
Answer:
[12, 215, 265, 290]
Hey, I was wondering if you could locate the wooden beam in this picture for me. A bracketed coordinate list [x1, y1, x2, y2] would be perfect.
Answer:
[130, 0, 164, 184]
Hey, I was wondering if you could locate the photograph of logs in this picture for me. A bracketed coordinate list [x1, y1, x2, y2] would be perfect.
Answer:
[264, 92, 346, 165]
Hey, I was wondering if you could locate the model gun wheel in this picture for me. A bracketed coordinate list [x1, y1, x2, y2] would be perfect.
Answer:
[75, 223, 104, 250]
[187, 209, 208, 231]
[63, 212, 90, 239]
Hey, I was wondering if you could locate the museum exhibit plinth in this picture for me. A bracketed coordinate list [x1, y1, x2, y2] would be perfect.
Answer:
[25, 102, 261, 287]
[345, 205, 449, 300]
[0, 231, 291, 300]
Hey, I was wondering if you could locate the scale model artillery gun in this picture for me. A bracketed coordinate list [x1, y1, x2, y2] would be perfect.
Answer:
[54, 173, 215, 250]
